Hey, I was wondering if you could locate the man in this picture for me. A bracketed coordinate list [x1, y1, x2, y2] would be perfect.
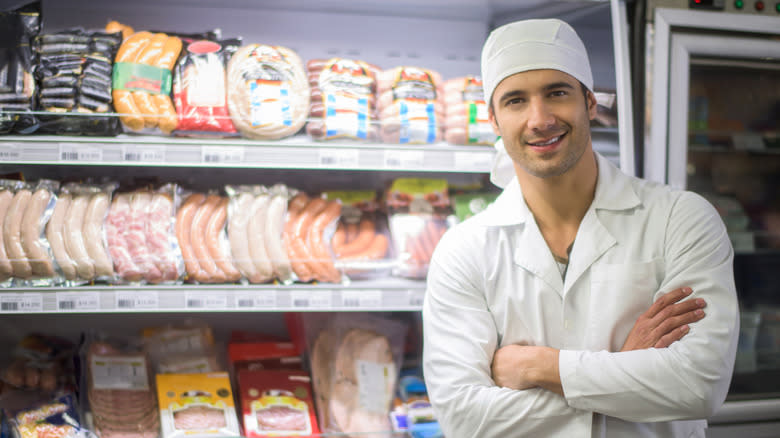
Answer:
[422, 18, 739, 437]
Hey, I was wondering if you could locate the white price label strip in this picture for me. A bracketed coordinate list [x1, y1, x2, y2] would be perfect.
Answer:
[384, 150, 425, 169]
[56, 292, 100, 311]
[407, 289, 426, 308]
[202, 146, 244, 164]
[122, 145, 165, 163]
[235, 291, 277, 309]
[115, 291, 159, 310]
[0, 293, 43, 312]
[341, 290, 382, 308]
[291, 290, 332, 309]
[59, 144, 103, 162]
[454, 151, 493, 171]
[0, 144, 21, 162]
[319, 148, 359, 168]
[185, 291, 228, 309]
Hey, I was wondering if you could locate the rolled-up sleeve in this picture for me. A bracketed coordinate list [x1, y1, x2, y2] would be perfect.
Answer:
[423, 231, 584, 437]
[559, 191, 739, 421]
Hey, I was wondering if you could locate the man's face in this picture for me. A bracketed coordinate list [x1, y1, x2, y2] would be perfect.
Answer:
[489, 69, 597, 179]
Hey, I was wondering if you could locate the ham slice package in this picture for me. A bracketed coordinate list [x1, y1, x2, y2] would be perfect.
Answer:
[237, 369, 320, 437]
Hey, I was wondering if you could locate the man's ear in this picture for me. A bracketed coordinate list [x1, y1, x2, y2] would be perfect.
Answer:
[489, 103, 501, 136]
[586, 90, 598, 121]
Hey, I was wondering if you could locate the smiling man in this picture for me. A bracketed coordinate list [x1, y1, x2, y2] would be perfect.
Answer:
[422, 19, 739, 437]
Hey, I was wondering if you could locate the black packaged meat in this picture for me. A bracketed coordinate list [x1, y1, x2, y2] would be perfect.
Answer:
[0, 1, 41, 134]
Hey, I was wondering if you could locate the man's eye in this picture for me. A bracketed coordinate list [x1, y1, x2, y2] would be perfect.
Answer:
[506, 98, 524, 106]
[550, 90, 567, 97]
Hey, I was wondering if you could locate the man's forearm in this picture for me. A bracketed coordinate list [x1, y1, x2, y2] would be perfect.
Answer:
[491, 345, 563, 396]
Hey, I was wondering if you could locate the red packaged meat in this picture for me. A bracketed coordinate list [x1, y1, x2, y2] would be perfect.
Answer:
[305, 58, 379, 141]
[237, 369, 320, 437]
[228, 340, 303, 374]
[173, 39, 240, 136]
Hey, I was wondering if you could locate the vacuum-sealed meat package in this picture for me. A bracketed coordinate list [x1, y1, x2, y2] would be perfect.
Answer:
[442, 76, 496, 145]
[0, 2, 41, 134]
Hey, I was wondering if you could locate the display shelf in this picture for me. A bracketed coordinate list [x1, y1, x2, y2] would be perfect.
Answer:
[0, 134, 496, 173]
[0, 278, 427, 314]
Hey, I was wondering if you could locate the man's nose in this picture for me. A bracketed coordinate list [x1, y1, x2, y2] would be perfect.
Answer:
[527, 97, 555, 131]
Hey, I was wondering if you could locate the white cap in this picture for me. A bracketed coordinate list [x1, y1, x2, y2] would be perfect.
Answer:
[481, 18, 593, 106]
[482, 19, 593, 188]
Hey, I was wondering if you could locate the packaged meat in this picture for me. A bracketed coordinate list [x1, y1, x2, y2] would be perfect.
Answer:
[384, 178, 453, 279]
[8, 394, 98, 438]
[322, 190, 394, 279]
[226, 44, 310, 140]
[142, 320, 221, 374]
[156, 372, 241, 438]
[442, 76, 496, 145]
[33, 29, 122, 136]
[283, 193, 342, 284]
[173, 38, 240, 136]
[82, 336, 160, 438]
[180, 193, 240, 284]
[18, 179, 60, 285]
[376, 66, 444, 144]
[305, 58, 379, 141]
[225, 185, 274, 284]
[237, 369, 320, 437]
[111, 30, 182, 134]
[304, 313, 407, 437]
[228, 340, 302, 375]
[0, 333, 75, 393]
[0, 2, 41, 134]
[451, 192, 498, 222]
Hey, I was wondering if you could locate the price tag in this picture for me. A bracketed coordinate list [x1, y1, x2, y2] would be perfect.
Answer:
[407, 289, 426, 308]
[56, 292, 100, 311]
[59, 144, 103, 162]
[185, 291, 228, 309]
[384, 150, 425, 169]
[454, 151, 493, 172]
[291, 290, 332, 309]
[115, 291, 159, 310]
[90, 355, 149, 390]
[0, 144, 21, 162]
[202, 146, 244, 164]
[235, 291, 277, 309]
[122, 144, 165, 163]
[0, 293, 43, 312]
[341, 290, 382, 308]
[319, 148, 359, 168]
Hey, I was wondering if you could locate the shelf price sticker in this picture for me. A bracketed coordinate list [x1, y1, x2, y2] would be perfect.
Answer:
[0, 293, 43, 312]
[56, 291, 100, 311]
[115, 291, 159, 310]
[0, 144, 21, 162]
[291, 290, 332, 309]
[341, 289, 382, 309]
[235, 291, 277, 309]
[384, 150, 425, 169]
[407, 289, 426, 308]
[59, 143, 103, 162]
[319, 148, 359, 168]
[185, 291, 228, 309]
[201, 146, 244, 164]
[454, 151, 494, 172]
[122, 144, 165, 163]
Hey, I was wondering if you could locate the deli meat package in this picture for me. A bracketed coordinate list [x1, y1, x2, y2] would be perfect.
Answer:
[33, 28, 122, 135]
[81, 335, 160, 438]
[304, 313, 407, 437]
[237, 369, 319, 437]
[156, 372, 240, 438]
[305, 58, 380, 141]
[376, 66, 444, 144]
[0, 1, 41, 134]
[384, 178, 454, 279]
[6, 394, 99, 438]
[111, 29, 183, 135]
[442, 76, 496, 145]
[226, 44, 310, 140]
[173, 38, 240, 136]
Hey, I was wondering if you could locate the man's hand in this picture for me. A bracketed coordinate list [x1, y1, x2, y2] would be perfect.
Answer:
[621, 287, 706, 351]
[492, 345, 563, 396]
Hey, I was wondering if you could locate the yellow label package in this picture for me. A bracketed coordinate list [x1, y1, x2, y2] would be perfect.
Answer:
[157, 372, 241, 438]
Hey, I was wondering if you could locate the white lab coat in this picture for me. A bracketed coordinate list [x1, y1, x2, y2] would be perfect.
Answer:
[422, 153, 739, 438]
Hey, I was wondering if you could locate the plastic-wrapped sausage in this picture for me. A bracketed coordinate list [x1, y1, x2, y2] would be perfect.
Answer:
[63, 194, 94, 280]
[175, 193, 205, 281]
[83, 192, 114, 279]
[205, 197, 240, 282]
[4, 188, 33, 279]
[0, 186, 15, 281]
[20, 183, 58, 279]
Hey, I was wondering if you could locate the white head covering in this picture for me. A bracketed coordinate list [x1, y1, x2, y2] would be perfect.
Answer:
[481, 19, 594, 188]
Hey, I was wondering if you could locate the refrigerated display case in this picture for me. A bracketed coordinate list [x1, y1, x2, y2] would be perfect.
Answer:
[0, 0, 634, 436]
[644, 2, 780, 434]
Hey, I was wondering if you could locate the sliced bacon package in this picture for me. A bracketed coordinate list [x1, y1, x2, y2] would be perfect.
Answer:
[173, 38, 240, 137]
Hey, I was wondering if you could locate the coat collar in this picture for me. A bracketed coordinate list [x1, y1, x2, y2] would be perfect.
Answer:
[477, 152, 641, 227]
